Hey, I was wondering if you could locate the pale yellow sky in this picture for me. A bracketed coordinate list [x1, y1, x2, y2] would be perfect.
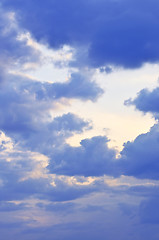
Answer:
[66, 64, 158, 151]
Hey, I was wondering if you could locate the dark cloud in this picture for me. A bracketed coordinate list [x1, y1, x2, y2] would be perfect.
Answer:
[122, 85, 159, 179]
[0, 137, 159, 239]
[19, 72, 103, 102]
[0, 173, 96, 202]
[3, 109, 159, 181]
[1, 2, 159, 238]
[119, 123, 159, 180]
[22, 112, 90, 155]
[47, 121, 159, 180]
[45, 121, 159, 179]
[48, 136, 118, 177]
[49, 113, 91, 133]
[2, 0, 159, 69]
[125, 87, 159, 116]
[48, 72, 104, 101]
[0, 0, 159, 183]
[0, 72, 98, 153]
[0, 142, 98, 202]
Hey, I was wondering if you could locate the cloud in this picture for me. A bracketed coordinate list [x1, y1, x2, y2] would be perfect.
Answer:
[0, 71, 100, 152]
[15, 187, 159, 240]
[121, 85, 159, 180]
[48, 136, 118, 177]
[3, 0, 159, 69]
[0, 137, 99, 203]
[0, 202, 27, 212]
[20, 72, 103, 102]
[49, 113, 91, 133]
[125, 87, 159, 117]
[1, 1, 159, 239]
[139, 197, 159, 224]
[48, 72, 104, 101]
[36, 202, 76, 214]
[119, 202, 137, 217]
[0, 7, 40, 77]
[47, 121, 159, 180]
[0, 133, 159, 239]
[46, 120, 159, 180]
[99, 66, 113, 74]
[119, 123, 159, 180]
[3, 73, 159, 181]
[0, 72, 101, 134]
[127, 185, 159, 224]
[22, 112, 91, 155]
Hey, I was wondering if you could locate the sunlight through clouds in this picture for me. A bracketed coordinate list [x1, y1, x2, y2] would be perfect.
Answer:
[1, 1, 159, 239]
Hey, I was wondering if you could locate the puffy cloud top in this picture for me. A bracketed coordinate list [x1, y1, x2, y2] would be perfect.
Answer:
[48, 136, 118, 177]
[125, 87, 159, 116]
[119, 124, 159, 180]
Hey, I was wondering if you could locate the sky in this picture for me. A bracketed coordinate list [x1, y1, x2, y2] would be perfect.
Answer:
[1, 0, 159, 239]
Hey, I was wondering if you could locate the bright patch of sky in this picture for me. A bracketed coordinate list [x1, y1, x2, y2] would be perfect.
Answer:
[1, 1, 159, 239]
[21, 41, 157, 151]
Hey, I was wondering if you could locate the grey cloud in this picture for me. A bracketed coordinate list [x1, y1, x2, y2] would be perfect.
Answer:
[48, 136, 118, 177]
[3, 0, 159, 69]
[125, 87, 159, 118]
[119, 123, 159, 180]
[0, 139, 99, 202]
[17, 72, 103, 102]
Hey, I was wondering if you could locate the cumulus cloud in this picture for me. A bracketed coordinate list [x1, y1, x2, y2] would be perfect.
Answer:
[1, 2, 159, 239]
[4, 73, 159, 181]
[47, 121, 159, 179]
[2, 0, 159, 69]
[46, 121, 159, 180]
[18, 72, 103, 102]
[48, 136, 118, 177]
[0, 134, 99, 203]
[121, 85, 159, 180]
[3, 95, 158, 182]
[125, 87, 159, 117]
[0, 70, 101, 151]
[119, 123, 159, 180]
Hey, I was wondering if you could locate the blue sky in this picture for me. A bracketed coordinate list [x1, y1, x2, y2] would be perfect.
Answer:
[1, 0, 159, 239]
